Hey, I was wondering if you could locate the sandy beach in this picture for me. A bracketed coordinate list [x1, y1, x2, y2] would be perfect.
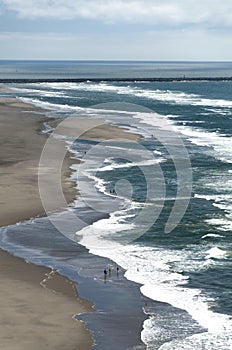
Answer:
[0, 96, 142, 349]
[0, 249, 94, 350]
[0, 97, 76, 227]
[0, 97, 94, 349]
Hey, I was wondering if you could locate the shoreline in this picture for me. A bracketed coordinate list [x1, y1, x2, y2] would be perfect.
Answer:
[0, 97, 77, 226]
[0, 97, 94, 349]
[0, 94, 147, 350]
[0, 248, 94, 350]
[1, 72, 230, 349]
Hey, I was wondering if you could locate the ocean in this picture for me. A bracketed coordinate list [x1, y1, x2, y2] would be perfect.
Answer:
[0, 61, 232, 349]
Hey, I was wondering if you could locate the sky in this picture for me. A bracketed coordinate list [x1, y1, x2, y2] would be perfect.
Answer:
[0, 0, 232, 61]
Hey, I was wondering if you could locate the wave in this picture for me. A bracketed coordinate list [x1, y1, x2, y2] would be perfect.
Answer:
[19, 97, 84, 113]
[194, 172, 232, 232]
[18, 96, 138, 122]
[166, 121, 232, 164]
[35, 81, 232, 109]
[158, 329, 232, 350]
[10, 81, 232, 349]
[16, 85, 232, 166]
[98, 158, 164, 172]
[77, 240, 232, 349]
[205, 217, 232, 231]
[205, 247, 229, 259]
[201, 233, 223, 240]
[10, 86, 66, 98]
[72, 135, 231, 343]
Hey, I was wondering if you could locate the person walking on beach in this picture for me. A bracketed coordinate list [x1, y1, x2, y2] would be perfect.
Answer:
[104, 269, 107, 281]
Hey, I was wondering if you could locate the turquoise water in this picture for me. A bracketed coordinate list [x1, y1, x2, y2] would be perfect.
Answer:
[0, 61, 232, 349]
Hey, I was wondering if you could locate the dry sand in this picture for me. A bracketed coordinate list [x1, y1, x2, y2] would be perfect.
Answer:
[0, 98, 75, 227]
[0, 98, 93, 350]
[0, 249, 93, 350]
[49, 116, 140, 141]
[0, 96, 140, 349]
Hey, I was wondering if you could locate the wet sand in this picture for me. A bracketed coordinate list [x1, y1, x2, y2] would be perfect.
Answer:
[0, 96, 142, 349]
[0, 98, 75, 227]
[0, 98, 93, 349]
[0, 249, 93, 350]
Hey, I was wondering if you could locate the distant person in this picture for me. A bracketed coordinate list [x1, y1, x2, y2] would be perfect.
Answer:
[104, 269, 107, 279]
[116, 266, 119, 276]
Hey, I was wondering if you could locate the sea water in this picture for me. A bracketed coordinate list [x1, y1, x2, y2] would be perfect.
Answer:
[0, 61, 232, 349]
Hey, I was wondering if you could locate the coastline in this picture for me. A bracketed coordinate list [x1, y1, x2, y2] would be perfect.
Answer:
[0, 249, 94, 350]
[0, 95, 147, 350]
[0, 97, 94, 349]
[0, 97, 76, 227]
[0, 64, 230, 350]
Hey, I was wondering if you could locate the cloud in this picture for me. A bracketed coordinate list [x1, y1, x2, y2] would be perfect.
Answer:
[1, 28, 232, 61]
[2, 0, 232, 28]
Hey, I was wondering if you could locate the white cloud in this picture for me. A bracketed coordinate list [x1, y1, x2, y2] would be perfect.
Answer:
[1, 1, 232, 60]
[2, 0, 232, 28]
[1, 28, 232, 61]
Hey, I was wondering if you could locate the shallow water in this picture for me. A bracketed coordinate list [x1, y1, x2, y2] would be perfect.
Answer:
[0, 61, 232, 349]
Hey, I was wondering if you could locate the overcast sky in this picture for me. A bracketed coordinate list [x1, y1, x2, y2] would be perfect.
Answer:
[0, 0, 232, 60]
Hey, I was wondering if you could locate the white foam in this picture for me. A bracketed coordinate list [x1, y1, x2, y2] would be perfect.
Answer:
[74, 157, 146, 249]
[41, 122, 54, 134]
[197, 192, 232, 232]
[19, 97, 84, 112]
[77, 215, 135, 250]
[19, 95, 138, 123]
[201, 233, 223, 239]
[195, 194, 232, 227]
[158, 330, 232, 350]
[98, 158, 164, 172]
[10, 86, 66, 98]
[205, 247, 229, 259]
[19, 86, 232, 169]
[194, 165, 232, 231]
[85, 172, 110, 197]
[7, 78, 232, 350]
[36, 82, 232, 109]
[16, 81, 232, 348]
[80, 242, 232, 349]
[166, 121, 232, 164]
[194, 194, 232, 201]
[84, 243, 232, 338]
[206, 217, 232, 231]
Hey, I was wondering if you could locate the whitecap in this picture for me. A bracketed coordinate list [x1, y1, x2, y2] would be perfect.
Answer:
[205, 247, 228, 259]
